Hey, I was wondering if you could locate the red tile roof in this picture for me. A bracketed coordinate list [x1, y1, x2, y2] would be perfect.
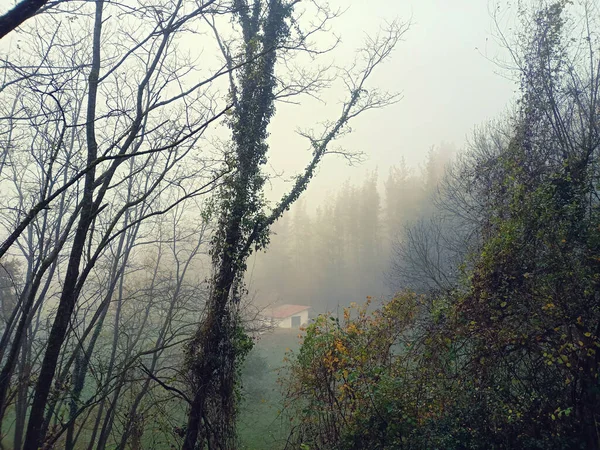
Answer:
[267, 304, 310, 319]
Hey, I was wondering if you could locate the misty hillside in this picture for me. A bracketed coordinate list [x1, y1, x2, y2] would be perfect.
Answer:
[0, 1, 599, 450]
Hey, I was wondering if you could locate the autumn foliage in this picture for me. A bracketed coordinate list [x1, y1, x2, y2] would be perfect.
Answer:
[281, 294, 421, 449]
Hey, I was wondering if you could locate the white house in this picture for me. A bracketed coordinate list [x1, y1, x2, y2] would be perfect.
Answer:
[266, 304, 310, 329]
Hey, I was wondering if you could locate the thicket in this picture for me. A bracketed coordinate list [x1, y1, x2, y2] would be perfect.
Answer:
[282, 2, 600, 449]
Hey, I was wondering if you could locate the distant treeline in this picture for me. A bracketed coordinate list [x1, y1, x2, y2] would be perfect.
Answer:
[249, 145, 454, 312]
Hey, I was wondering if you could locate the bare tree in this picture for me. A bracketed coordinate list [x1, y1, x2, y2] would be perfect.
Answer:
[0, 0, 242, 447]
[0, 0, 407, 448]
[387, 124, 512, 294]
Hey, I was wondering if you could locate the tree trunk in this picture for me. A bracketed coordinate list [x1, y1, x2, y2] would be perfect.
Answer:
[182, 3, 295, 447]
[22, 0, 103, 446]
[12, 330, 30, 450]
[0, 0, 52, 39]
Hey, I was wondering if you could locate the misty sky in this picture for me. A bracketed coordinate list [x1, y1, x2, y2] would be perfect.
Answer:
[0, 0, 519, 203]
[267, 0, 518, 203]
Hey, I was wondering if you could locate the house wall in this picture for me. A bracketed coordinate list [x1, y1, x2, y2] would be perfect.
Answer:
[298, 309, 309, 326]
[278, 316, 292, 328]
[277, 309, 309, 329]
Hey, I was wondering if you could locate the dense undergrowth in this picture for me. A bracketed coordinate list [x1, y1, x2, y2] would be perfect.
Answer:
[280, 3, 600, 448]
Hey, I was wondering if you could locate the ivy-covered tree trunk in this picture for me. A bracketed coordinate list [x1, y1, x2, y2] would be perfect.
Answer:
[182, 2, 403, 446]
[183, 1, 291, 448]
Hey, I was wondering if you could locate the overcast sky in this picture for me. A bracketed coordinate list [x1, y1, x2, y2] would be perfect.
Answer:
[266, 0, 518, 202]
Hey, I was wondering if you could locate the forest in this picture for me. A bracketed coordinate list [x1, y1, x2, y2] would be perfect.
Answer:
[0, 0, 599, 449]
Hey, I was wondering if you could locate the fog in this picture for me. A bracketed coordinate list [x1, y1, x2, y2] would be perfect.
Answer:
[251, 0, 516, 313]
[3, 0, 587, 449]
[266, 0, 516, 201]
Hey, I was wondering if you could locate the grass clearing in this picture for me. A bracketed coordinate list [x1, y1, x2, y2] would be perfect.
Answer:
[238, 328, 302, 449]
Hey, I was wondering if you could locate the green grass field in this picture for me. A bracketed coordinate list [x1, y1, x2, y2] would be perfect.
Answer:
[237, 328, 302, 449]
